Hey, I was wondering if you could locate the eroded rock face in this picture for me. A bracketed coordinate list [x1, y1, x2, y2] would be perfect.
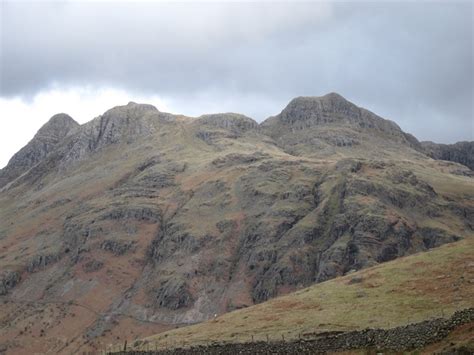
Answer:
[422, 141, 474, 170]
[0, 113, 79, 188]
[101, 240, 136, 256]
[152, 278, 194, 310]
[260, 93, 421, 150]
[59, 102, 164, 164]
[0, 271, 20, 295]
[26, 253, 62, 273]
[0, 103, 180, 190]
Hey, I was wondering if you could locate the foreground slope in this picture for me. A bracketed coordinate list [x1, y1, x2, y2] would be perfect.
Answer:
[139, 238, 474, 351]
[0, 94, 473, 354]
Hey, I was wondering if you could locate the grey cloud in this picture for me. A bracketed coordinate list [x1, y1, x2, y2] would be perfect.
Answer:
[0, 1, 472, 143]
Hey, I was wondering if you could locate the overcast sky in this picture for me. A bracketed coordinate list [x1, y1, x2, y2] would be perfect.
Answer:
[0, 0, 473, 168]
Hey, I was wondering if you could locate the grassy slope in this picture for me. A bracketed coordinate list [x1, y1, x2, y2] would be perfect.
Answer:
[138, 238, 474, 350]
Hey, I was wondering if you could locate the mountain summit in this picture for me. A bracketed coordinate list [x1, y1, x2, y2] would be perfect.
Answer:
[266, 93, 404, 134]
[0, 93, 472, 353]
[0, 113, 79, 188]
[261, 93, 422, 155]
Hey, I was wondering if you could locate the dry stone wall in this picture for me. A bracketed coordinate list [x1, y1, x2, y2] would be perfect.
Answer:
[117, 308, 473, 354]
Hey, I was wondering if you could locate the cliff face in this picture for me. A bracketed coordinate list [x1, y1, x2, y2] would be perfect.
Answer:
[47, 102, 171, 167]
[0, 113, 79, 188]
[0, 94, 472, 354]
[259, 93, 423, 158]
[261, 93, 402, 134]
[421, 141, 474, 170]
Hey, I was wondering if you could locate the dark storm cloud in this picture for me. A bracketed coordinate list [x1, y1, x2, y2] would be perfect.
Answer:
[1, 1, 472, 143]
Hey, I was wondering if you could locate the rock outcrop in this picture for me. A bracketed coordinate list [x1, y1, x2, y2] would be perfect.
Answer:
[0, 271, 20, 295]
[422, 141, 474, 170]
[260, 93, 422, 152]
[58, 102, 169, 164]
[0, 113, 79, 188]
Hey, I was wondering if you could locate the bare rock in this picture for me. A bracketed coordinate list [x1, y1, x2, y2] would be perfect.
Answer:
[26, 253, 61, 273]
[0, 113, 78, 188]
[82, 259, 104, 273]
[152, 278, 194, 310]
[0, 270, 20, 295]
[422, 141, 474, 170]
[260, 93, 421, 150]
[100, 240, 136, 256]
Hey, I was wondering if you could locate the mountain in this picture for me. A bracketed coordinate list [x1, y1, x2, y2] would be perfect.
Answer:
[0, 93, 472, 354]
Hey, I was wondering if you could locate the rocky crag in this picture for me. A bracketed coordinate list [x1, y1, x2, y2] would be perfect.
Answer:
[0, 113, 79, 188]
[422, 140, 474, 171]
[0, 93, 473, 354]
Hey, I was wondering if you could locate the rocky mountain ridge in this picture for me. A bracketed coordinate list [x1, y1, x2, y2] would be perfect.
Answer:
[0, 113, 79, 188]
[260, 93, 423, 153]
[421, 140, 474, 170]
[263, 94, 407, 138]
[1, 94, 470, 185]
[0, 93, 472, 354]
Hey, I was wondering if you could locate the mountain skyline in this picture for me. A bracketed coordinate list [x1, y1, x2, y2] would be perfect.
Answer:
[1, 1, 473, 168]
[2, 90, 473, 171]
